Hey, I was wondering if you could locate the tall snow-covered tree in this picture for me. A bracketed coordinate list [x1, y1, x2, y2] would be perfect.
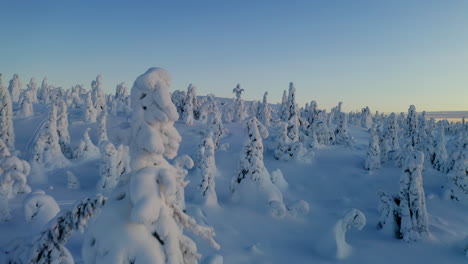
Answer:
[30, 105, 70, 182]
[0, 141, 31, 221]
[97, 141, 127, 192]
[334, 112, 351, 146]
[279, 90, 288, 122]
[360, 106, 372, 129]
[38, 77, 50, 104]
[431, 125, 448, 172]
[91, 75, 106, 115]
[57, 100, 73, 159]
[2, 195, 106, 264]
[0, 74, 15, 151]
[232, 84, 247, 122]
[82, 67, 219, 264]
[399, 150, 429, 242]
[256, 92, 272, 126]
[444, 142, 467, 202]
[110, 82, 130, 116]
[8, 74, 21, 103]
[232, 117, 287, 217]
[381, 113, 400, 161]
[197, 133, 218, 207]
[26, 77, 38, 103]
[364, 127, 381, 170]
[406, 105, 419, 148]
[182, 83, 196, 125]
[97, 110, 108, 145]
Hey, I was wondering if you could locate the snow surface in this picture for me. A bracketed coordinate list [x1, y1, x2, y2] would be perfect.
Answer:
[1, 98, 467, 264]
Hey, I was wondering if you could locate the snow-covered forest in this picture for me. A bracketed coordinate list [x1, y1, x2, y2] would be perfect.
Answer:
[0, 69, 467, 264]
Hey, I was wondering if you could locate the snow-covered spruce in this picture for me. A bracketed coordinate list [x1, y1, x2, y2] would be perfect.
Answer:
[231, 117, 287, 217]
[23, 190, 60, 228]
[406, 105, 419, 148]
[38, 77, 50, 104]
[0, 74, 15, 151]
[57, 100, 73, 159]
[30, 104, 70, 183]
[84, 92, 97, 123]
[173, 154, 194, 211]
[182, 83, 196, 125]
[334, 112, 351, 146]
[111, 82, 131, 116]
[206, 110, 227, 150]
[0, 140, 32, 221]
[399, 150, 429, 242]
[73, 128, 100, 160]
[97, 141, 130, 192]
[279, 90, 288, 122]
[26, 77, 38, 103]
[97, 110, 108, 145]
[333, 209, 366, 260]
[8, 74, 21, 103]
[16, 88, 35, 118]
[381, 113, 400, 161]
[2, 195, 106, 264]
[197, 133, 218, 207]
[256, 92, 272, 126]
[364, 127, 381, 170]
[377, 191, 399, 236]
[232, 84, 247, 122]
[66, 170, 80, 189]
[82, 67, 219, 264]
[360, 106, 372, 129]
[431, 124, 448, 172]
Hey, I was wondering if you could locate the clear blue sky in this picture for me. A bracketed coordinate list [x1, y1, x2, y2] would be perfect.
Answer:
[1, 0, 467, 113]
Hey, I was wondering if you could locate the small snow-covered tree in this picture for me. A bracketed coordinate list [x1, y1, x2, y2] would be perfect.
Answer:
[364, 127, 381, 170]
[97, 141, 124, 192]
[73, 128, 100, 160]
[222, 102, 234, 123]
[182, 83, 196, 125]
[26, 78, 38, 103]
[82, 67, 219, 264]
[8, 74, 21, 103]
[0, 74, 15, 151]
[111, 82, 130, 116]
[360, 106, 372, 129]
[57, 100, 73, 159]
[30, 105, 70, 182]
[91, 75, 106, 115]
[381, 113, 400, 160]
[377, 191, 399, 236]
[197, 133, 218, 207]
[0, 141, 31, 221]
[16, 89, 34, 118]
[207, 111, 227, 150]
[2, 195, 106, 264]
[444, 145, 467, 202]
[333, 209, 366, 260]
[171, 89, 186, 116]
[232, 84, 247, 122]
[173, 155, 193, 211]
[198, 94, 218, 122]
[66, 170, 80, 189]
[231, 117, 287, 217]
[256, 92, 271, 126]
[334, 112, 351, 146]
[84, 92, 97, 123]
[431, 125, 448, 172]
[38, 77, 50, 104]
[399, 150, 429, 242]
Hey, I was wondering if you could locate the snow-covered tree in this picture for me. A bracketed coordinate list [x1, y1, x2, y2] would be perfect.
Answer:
[198, 94, 218, 123]
[97, 141, 123, 192]
[16, 89, 34, 118]
[57, 100, 73, 159]
[73, 128, 100, 160]
[82, 67, 219, 264]
[0, 141, 31, 221]
[0, 74, 15, 151]
[38, 77, 50, 104]
[256, 92, 271, 126]
[360, 106, 372, 129]
[279, 90, 288, 122]
[2, 195, 106, 264]
[182, 83, 196, 125]
[399, 150, 429, 242]
[171, 89, 186, 116]
[26, 78, 38, 103]
[231, 117, 287, 217]
[364, 127, 381, 170]
[66, 170, 80, 189]
[381, 113, 400, 160]
[232, 84, 247, 122]
[8, 74, 21, 103]
[406, 105, 419, 148]
[444, 144, 467, 202]
[377, 191, 399, 236]
[222, 102, 234, 123]
[30, 105, 70, 182]
[431, 125, 448, 172]
[91, 75, 106, 115]
[111, 82, 130, 116]
[69, 84, 84, 109]
[84, 92, 97, 123]
[334, 112, 351, 146]
[97, 110, 108, 145]
[207, 111, 227, 150]
[333, 209, 366, 259]
[197, 133, 218, 207]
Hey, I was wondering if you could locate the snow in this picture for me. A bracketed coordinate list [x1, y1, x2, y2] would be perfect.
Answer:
[0, 70, 467, 263]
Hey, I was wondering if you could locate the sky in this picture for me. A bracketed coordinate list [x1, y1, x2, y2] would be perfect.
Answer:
[1, 0, 467, 113]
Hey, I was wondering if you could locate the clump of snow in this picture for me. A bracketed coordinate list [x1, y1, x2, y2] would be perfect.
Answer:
[23, 190, 60, 228]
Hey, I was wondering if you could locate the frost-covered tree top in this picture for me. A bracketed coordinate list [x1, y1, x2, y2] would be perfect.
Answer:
[0, 74, 15, 151]
[232, 84, 244, 100]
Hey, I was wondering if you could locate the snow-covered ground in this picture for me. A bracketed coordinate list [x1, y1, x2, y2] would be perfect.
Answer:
[1, 102, 467, 264]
